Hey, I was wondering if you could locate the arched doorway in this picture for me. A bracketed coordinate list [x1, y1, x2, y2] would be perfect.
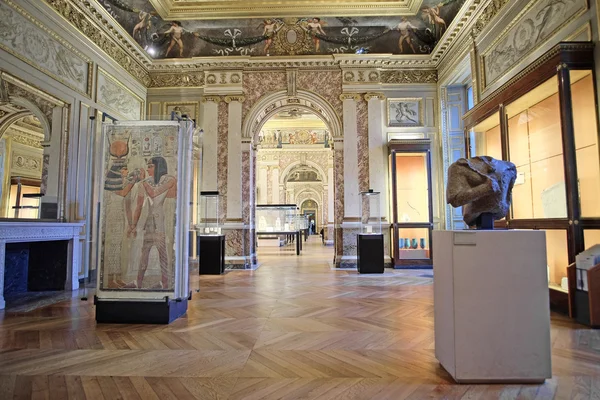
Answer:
[243, 90, 342, 264]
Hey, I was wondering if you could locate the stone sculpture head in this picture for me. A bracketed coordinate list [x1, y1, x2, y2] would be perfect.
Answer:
[446, 156, 517, 228]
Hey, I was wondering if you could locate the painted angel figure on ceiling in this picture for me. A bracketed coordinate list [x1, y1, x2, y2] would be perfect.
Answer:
[305, 18, 327, 52]
[133, 10, 158, 49]
[259, 19, 284, 55]
[420, 0, 462, 40]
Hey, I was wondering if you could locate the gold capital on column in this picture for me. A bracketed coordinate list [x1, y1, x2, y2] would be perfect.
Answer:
[224, 95, 246, 103]
[339, 93, 362, 102]
[202, 95, 222, 103]
[363, 92, 386, 101]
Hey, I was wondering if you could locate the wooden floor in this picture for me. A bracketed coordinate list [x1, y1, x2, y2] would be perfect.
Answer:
[1, 237, 599, 399]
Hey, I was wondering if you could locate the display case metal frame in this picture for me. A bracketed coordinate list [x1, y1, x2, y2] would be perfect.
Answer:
[255, 204, 302, 255]
[389, 139, 434, 268]
[463, 42, 599, 316]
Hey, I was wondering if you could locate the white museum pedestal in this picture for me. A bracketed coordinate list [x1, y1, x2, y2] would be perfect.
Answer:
[433, 230, 552, 383]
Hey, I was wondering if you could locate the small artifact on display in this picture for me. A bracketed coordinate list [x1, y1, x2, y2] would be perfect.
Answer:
[446, 156, 517, 229]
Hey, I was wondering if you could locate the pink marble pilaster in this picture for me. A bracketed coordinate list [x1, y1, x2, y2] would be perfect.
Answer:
[217, 101, 228, 221]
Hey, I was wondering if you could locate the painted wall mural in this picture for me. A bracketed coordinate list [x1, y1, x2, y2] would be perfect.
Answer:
[99, 123, 179, 291]
[97, 0, 465, 57]
[483, 0, 586, 87]
[0, 1, 90, 94]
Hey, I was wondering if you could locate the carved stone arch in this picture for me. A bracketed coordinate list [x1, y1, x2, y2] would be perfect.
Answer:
[280, 159, 327, 185]
[295, 187, 322, 204]
[0, 97, 51, 141]
[242, 89, 342, 143]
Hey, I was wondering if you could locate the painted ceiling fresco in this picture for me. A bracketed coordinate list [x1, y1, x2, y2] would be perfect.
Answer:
[98, 0, 466, 58]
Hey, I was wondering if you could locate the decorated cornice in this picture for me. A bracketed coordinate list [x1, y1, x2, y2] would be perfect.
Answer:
[148, 72, 205, 88]
[202, 95, 222, 103]
[43, 0, 151, 86]
[380, 70, 438, 84]
[224, 95, 246, 104]
[364, 92, 386, 101]
[339, 93, 362, 102]
[37, 0, 487, 88]
[472, 0, 511, 38]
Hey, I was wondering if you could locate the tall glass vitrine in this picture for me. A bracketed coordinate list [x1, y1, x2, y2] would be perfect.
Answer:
[389, 139, 434, 267]
[463, 42, 600, 316]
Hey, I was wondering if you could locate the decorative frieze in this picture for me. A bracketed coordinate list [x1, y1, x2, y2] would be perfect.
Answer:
[472, 0, 511, 38]
[43, 0, 151, 86]
[380, 70, 438, 84]
[148, 72, 205, 88]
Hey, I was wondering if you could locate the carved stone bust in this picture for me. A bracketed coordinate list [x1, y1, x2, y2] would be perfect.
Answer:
[446, 156, 517, 228]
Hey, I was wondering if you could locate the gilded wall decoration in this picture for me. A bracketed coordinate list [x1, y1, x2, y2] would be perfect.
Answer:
[97, 69, 144, 120]
[43, 0, 151, 86]
[482, 0, 587, 88]
[95, 0, 466, 58]
[380, 69, 437, 84]
[472, 0, 511, 37]
[0, 1, 91, 96]
[148, 72, 204, 88]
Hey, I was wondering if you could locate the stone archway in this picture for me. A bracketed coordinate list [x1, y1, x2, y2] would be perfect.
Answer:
[241, 90, 342, 266]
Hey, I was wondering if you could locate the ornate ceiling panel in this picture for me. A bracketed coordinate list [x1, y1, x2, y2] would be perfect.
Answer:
[150, 0, 424, 20]
[96, 0, 466, 58]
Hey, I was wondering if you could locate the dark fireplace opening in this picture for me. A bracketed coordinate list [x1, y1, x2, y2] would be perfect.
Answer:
[4, 240, 68, 296]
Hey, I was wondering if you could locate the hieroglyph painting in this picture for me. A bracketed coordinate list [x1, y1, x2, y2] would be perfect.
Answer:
[0, 1, 89, 94]
[483, 0, 586, 87]
[100, 123, 180, 291]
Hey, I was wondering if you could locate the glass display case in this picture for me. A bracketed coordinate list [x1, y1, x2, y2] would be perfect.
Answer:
[357, 189, 384, 273]
[389, 139, 434, 267]
[462, 42, 599, 316]
[256, 204, 297, 233]
[198, 191, 221, 235]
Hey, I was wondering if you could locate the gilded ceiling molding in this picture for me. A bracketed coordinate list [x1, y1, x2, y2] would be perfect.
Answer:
[148, 72, 205, 88]
[149, 0, 423, 20]
[224, 95, 246, 104]
[380, 70, 438, 84]
[43, 0, 151, 86]
[472, 0, 511, 38]
[202, 95, 222, 103]
[363, 93, 386, 101]
[339, 93, 362, 102]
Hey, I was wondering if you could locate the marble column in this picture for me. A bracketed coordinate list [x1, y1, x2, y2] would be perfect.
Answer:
[338, 93, 363, 267]
[327, 164, 334, 243]
[223, 95, 245, 266]
[200, 96, 220, 193]
[266, 166, 273, 204]
[365, 92, 390, 263]
[271, 167, 279, 204]
[241, 141, 257, 267]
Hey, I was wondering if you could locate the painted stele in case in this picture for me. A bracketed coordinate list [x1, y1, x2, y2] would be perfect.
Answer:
[97, 121, 193, 302]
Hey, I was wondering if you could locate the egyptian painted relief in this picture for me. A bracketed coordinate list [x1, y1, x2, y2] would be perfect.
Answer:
[97, 0, 465, 57]
[99, 123, 179, 291]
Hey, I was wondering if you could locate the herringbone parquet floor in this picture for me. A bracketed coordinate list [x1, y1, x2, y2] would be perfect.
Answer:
[1, 237, 599, 399]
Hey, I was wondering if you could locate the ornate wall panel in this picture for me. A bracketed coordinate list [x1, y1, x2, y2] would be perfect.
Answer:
[242, 72, 287, 118]
[0, 0, 91, 96]
[481, 0, 587, 89]
[296, 71, 343, 118]
[97, 68, 144, 120]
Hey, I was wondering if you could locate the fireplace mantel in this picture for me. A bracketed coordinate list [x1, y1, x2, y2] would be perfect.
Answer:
[0, 221, 85, 309]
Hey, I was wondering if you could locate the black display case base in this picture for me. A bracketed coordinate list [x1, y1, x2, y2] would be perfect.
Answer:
[357, 234, 384, 274]
[95, 297, 188, 324]
[198, 234, 225, 275]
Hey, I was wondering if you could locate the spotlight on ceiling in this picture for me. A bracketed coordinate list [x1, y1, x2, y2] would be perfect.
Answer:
[147, 47, 157, 57]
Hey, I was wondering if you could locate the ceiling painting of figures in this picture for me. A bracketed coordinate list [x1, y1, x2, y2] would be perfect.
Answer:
[97, 0, 466, 58]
